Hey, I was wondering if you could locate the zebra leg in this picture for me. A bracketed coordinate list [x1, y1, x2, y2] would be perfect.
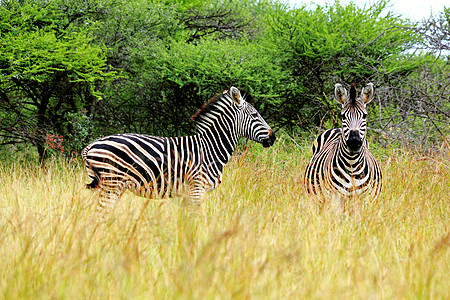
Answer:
[96, 181, 127, 212]
[187, 183, 206, 216]
[330, 193, 344, 213]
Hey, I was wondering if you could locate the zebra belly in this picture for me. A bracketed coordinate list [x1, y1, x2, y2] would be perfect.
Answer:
[125, 175, 188, 199]
[86, 155, 195, 199]
[309, 167, 376, 201]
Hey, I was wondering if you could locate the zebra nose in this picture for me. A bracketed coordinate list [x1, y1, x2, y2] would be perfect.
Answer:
[349, 130, 360, 139]
[347, 130, 362, 152]
[262, 129, 276, 148]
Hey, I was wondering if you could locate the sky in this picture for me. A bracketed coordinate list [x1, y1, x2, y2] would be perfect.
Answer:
[287, 0, 448, 21]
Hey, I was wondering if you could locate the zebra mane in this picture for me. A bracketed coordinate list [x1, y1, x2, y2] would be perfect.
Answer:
[350, 83, 357, 105]
[190, 94, 223, 125]
[191, 90, 253, 132]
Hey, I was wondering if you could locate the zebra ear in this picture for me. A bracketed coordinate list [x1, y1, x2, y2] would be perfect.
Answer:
[361, 83, 374, 104]
[230, 86, 241, 104]
[334, 83, 347, 105]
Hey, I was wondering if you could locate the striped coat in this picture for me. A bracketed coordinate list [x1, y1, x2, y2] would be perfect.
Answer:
[304, 83, 382, 203]
[82, 87, 276, 212]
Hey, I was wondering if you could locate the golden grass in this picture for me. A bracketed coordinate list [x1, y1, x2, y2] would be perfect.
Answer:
[0, 136, 448, 299]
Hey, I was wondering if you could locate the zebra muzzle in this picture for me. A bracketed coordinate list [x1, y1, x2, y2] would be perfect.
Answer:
[262, 130, 276, 148]
[347, 130, 362, 153]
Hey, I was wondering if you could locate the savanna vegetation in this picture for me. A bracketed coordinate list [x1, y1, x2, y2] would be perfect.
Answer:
[0, 139, 448, 298]
[1, 0, 449, 159]
[0, 0, 449, 298]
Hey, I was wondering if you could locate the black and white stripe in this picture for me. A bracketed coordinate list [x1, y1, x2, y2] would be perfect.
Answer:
[82, 87, 276, 211]
[304, 83, 382, 202]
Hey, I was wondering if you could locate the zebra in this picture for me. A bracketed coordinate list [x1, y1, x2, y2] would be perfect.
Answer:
[304, 83, 382, 206]
[82, 86, 276, 213]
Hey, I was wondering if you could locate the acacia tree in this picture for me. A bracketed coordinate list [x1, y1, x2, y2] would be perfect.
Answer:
[92, 0, 288, 138]
[374, 7, 450, 149]
[417, 7, 450, 53]
[0, 0, 117, 160]
[262, 0, 420, 130]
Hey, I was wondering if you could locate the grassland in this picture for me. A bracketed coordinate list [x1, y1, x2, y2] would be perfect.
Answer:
[0, 135, 448, 299]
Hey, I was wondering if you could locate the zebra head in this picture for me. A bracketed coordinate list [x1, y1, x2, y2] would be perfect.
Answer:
[229, 87, 276, 148]
[335, 83, 374, 154]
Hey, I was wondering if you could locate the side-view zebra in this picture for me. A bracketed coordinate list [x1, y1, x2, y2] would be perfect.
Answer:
[82, 87, 276, 212]
[304, 83, 382, 205]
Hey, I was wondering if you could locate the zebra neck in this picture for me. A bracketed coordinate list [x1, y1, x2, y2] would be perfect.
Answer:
[199, 125, 240, 171]
[338, 142, 365, 171]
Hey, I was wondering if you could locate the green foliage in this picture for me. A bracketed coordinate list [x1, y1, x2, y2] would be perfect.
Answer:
[94, 0, 291, 137]
[266, 0, 417, 74]
[148, 38, 288, 100]
[262, 0, 421, 129]
[0, 0, 118, 160]
[0, 0, 448, 158]
[2, 24, 106, 84]
[64, 111, 98, 155]
[102, 37, 290, 136]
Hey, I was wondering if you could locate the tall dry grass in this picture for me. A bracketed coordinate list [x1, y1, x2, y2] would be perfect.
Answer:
[0, 135, 448, 299]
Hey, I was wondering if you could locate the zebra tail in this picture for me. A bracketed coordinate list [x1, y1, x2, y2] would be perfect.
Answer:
[87, 166, 101, 189]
